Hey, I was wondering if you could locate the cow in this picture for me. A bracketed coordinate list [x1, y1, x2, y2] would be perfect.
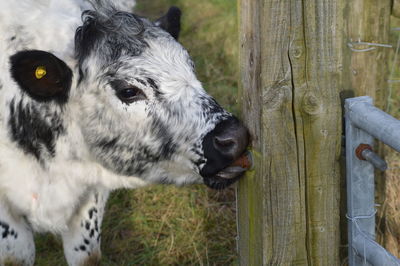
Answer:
[0, 0, 249, 265]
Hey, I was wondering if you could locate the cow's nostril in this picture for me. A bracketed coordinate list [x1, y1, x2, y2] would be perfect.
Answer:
[213, 135, 239, 159]
[200, 116, 249, 177]
[209, 117, 249, 159]
[214, 136, 236, 149]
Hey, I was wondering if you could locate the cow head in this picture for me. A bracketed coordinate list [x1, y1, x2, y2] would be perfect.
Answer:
[7, 5, 249, 190]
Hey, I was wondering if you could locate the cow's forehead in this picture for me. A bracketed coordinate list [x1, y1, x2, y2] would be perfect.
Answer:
[138, 38, 196, 78]
[108, 39, 199, 90]
[76, 9, 166, 65]
[75, 9, 197, 89]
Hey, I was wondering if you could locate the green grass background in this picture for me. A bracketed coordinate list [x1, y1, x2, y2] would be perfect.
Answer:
[35, 1, 239, 265]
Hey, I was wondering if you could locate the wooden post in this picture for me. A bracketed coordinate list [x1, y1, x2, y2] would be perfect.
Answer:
[394, 0, 400, 18]
[345, 0, 391, 108]
[237, 0, 344, 264]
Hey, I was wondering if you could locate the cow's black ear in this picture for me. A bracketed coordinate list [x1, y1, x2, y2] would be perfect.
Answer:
[155, 6, 181, 40]
[10, 50, 72, 104]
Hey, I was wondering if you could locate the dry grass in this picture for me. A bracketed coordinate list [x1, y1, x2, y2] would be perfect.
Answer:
[101, 186, 237, 265]
[383, 153, 400, 257]
[381, 53, 400, 255]
[35, 1, 239, 265]
[378, 15, 400, 257]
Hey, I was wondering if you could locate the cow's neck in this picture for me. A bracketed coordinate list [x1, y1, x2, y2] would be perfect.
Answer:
[0, 104, 147, 232]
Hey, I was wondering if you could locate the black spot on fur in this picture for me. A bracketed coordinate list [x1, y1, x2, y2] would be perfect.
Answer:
[95, 137, 119, 151]
[85, 221, 90, 230]
[88, 207, 97, 219]
[10, 36, 16, 41]
[146, 77, 162, 98]
[90, 229, 95, 238]
[159, 176, 172, 184]
[80, 245, 86, 251]
[78, 67, 84, 85]
[146, 78, 157, 90]
[8, 98, 65, 161]
[0, 221, 15, 239]
[150, 117, 176, 158]
[89, 103, 179, 178]
[0, 221, 10, 239]
[84, 238, 90, 245]
[93, 131, 175, 177]
[135, 78, 146, 86]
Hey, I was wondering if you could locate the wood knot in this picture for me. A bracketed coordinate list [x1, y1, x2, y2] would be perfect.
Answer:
[302, 93, 322, 115]
[292, 48, 302, 58]
[263, 84, 290, 111]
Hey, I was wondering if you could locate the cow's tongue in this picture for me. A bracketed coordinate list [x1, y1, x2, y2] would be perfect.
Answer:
[215, 151, 252, 180]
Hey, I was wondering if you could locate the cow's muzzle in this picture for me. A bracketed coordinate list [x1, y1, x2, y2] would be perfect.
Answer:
[200, 116, 250, 189]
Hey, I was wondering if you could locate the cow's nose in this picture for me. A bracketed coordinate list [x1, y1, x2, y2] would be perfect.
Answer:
[200, 116, 249, 177]
[212, 120, 248, 159]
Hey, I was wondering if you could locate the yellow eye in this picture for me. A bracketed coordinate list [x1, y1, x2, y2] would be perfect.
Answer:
[35, 66, 47, 79]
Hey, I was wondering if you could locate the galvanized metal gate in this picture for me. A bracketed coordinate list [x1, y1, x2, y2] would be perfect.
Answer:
[345, 96, 400, 265]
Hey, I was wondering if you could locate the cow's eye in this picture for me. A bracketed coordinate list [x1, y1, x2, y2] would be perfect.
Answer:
[116, 86, 147, 103]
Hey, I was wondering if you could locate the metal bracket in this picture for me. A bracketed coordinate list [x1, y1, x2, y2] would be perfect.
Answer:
[345, 96, 400, 266]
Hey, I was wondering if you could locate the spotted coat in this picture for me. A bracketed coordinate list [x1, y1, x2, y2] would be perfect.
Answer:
[0, 1, 246, 265]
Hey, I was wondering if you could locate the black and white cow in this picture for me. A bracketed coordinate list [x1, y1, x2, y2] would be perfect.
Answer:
[0, 0, 249, 265]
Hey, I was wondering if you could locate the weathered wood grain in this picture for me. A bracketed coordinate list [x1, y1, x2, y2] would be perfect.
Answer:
[238, 0, 344, 264]
[346, 0, 390, 111]
[394, 0, 400, 18]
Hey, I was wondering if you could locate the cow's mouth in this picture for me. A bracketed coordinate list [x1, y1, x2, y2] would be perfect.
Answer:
[203, 151, 252, 190]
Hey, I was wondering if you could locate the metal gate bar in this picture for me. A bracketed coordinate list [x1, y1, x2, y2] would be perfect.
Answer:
[345, 96, 400, 266]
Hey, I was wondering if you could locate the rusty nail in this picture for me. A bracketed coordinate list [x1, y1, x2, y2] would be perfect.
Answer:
[355, 144, 373, 161]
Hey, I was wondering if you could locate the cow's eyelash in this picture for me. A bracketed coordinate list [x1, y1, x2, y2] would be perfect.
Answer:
[109, 80, 148, 104]
[116, 86, 147, 103]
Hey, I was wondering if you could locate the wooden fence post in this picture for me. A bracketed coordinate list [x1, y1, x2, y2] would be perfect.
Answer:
[237, 0, 344, 264]
[345, 0, 391, 108]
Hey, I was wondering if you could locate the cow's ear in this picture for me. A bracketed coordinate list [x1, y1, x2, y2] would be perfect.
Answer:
[10, 50, 72, 103]
[155, 6, 181, 40]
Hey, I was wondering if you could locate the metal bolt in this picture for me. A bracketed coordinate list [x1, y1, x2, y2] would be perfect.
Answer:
[355, 144, 387, 171]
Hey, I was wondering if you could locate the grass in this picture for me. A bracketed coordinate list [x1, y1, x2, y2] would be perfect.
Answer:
[35, 1, 239, 265]
[100, 187, 237, 265]
[36, 186, 238, 265]
[377, 15, 400, 258]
